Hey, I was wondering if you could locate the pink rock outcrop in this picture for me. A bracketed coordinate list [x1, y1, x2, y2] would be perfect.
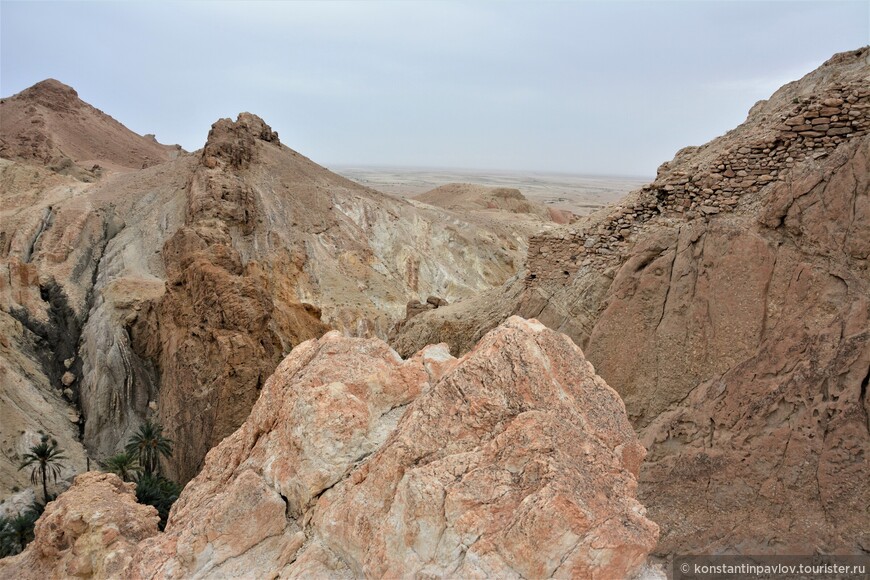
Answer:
[4, 317, 657, 578]
[124, 317, 656, 578]
[0, 472, 160, 579]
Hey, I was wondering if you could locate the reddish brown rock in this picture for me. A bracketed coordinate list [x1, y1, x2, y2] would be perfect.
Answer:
[391, 47, 870, 556]
[0, 79, 181, 175]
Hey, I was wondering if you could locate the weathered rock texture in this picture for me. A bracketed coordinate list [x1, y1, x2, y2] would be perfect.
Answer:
[392, 47, 870, 555]
[0, 472, 160, 578]
[3, 317, 657, 578]
[1, 80, 530, 490]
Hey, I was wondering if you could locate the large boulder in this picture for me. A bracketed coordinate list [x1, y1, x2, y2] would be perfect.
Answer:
[5, 317, 657, 578]
[0, 472, 160, 578]
[125, 317, 656, 578]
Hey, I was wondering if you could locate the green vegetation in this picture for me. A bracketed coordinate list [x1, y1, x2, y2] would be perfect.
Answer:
[135, 474, 182, 530]
[0, 500, 45, 558]
[102, 452, 142, 483]
[18, 434, 67, 503]
[125, 420, 173, 476]
[1, 421, 182, 556]
[118, 420, 180, 530]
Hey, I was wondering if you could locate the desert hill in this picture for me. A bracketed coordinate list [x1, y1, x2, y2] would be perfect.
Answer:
[1, 87, 529, 487]
[0, 79, 182, 176]
[415, 182, 553, 217]
[392, 46, 870, 555]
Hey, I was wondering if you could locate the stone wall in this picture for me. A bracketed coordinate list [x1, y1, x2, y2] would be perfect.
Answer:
[527, 81, 870, 284]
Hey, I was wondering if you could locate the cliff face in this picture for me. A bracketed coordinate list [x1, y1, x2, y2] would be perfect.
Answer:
[0, 318, 657, 579]
[392, 47, 870, 554]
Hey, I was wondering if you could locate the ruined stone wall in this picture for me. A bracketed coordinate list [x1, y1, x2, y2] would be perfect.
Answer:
[528, 81, 870, 284]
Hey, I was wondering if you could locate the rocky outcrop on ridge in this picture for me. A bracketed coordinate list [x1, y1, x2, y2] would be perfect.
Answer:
[1, 81, 530, 490]
[128, 113, 329, 482]
[392, 47, 870, 555]
[0, 317, 658, 579]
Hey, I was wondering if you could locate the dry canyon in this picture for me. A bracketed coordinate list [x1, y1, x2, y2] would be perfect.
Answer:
[0, 47, 868, 578]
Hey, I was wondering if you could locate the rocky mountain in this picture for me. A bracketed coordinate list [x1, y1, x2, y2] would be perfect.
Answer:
[0, 83, 529, 488]
[0, 318, 658, 579]
[0, 79, 182, 177]
[393, 47, 870, 555]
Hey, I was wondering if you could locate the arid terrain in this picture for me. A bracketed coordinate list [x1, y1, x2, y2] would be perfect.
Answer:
[1, 46, 868, 579]
[335, 165, 647, 216]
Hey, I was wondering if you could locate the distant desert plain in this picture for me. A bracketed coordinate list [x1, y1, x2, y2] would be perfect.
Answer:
[334, 166, 649, 216]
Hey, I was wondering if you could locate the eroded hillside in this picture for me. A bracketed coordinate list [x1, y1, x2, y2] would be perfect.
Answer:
[0, 84, 531, 487]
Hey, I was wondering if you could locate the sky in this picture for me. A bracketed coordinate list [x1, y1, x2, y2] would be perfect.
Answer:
[1, 1, 868, 176]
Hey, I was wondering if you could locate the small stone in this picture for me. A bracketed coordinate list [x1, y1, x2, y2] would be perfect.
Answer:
[62, 371, 76, 386]
[64, 357, 75, 369]
[822, 98, 844, 107]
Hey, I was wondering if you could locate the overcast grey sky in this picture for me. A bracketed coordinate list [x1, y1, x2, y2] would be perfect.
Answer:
[2, 1, 868, 176]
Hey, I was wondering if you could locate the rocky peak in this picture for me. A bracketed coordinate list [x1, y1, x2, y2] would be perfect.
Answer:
[202, 112, 280, 169]
[14, 78, 82, 112]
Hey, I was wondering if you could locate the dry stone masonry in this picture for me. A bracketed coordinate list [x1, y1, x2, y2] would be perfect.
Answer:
[528, 79, 870, 284]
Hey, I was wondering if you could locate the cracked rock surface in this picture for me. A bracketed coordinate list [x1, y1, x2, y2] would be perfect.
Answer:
[2, 317, 657, 578]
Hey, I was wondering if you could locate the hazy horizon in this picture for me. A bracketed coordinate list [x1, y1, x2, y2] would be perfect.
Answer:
[2, 1, 868, 175]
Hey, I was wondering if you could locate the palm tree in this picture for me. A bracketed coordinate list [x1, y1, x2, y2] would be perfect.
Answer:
[103, 452, 142, 482]
[18, 434, 67, 502]
[125, 421, 173, 475]
[135, 473, 182, 530]
[0, 501, 43, 557]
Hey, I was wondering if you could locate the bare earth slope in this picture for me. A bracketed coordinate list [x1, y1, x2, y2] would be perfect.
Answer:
[393, 47, 870, 555]
[1, 81, 528, 488]
[0, 79, 181, 176]
[0, 317, 658, 579]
